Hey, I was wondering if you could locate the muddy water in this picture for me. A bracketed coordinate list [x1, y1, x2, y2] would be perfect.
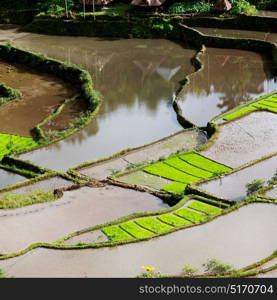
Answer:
[0, 61, 76, 137]
[41, 98, 87, 132]
[199, 155, 277, 201]
[0, 169, 26, 189]
[1, 203, 276, 277]
[194, 27, 277, 45]
[177, 47, 276, 126]
[8, 33, 276, 169]
[257, 10, 277, 18]
[0, 186, 168, 253]
[12, 36, 196, 170]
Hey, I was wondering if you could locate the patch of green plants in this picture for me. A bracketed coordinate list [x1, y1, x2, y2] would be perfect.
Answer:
[246, 179, 265, 196]
[254, 103, 277, 113]
[119, 221, 153, 239]
[182, 264, 199, 276]
[267, 170, 277, 185]
[223, 106, 256, 121]
[101, 225, 134, 242]
[0, 190, 58, 209]
[179, 152, 232, 174]
[188, 201, 222, 216]
[137, 266, 163, 278]
[0, 269, 7, 278]
[164, 157, 213, 179]
[0, 83, 22, 107]
[202, 258, 235, 274]
[0, 133, 38, 160]
[135, 217, 173, 234]
[161, 182, 187, 194]
[168, 0, 213, 14]
[230, 0, 258, 16]
[144, 162, 199, 184]
[157, 213, 191, 227]
[260, 100, 277, 108]
[174, 207, 207, 223]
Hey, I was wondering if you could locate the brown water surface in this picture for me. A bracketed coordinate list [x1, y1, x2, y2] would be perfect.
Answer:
[13, 36, 196, 170]
[0, 61, 76, 137]
[10, 34, 276, 169]
[177, 47, 276, 126]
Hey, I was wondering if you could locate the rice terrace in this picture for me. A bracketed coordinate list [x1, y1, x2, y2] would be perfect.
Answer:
[0, 0, 276, 279]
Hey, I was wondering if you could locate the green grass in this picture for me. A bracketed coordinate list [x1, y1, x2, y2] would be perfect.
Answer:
[157, 213, 191, 227]
[135, 217, 173, 234]
[119, 221, 154, 239]
[179, 153, 232, 174]
[174, 207, 207, 223]
[188, 200, 222, 216]
[161, 182, 187, 194]
[0, 190, 58, 209]
[144, 162, 199, 184]
[0, 133, 38, 160]
[164, 157, 213, 178]
[101, 225, 135, 242]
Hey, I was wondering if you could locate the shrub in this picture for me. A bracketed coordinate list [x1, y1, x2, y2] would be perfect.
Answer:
[267, 170, 277, 185]
[182, 264, 199, 276]
[38, 0, 74, 13]
[246, 179, 265, 195]
[202, 258, 235, 274]
[168, 0, 213, 14]
[230, 0, 257, 16]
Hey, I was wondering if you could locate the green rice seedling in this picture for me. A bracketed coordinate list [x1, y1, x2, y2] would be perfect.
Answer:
[144, 162, 199, 184]
[101, 226, 135, 242]
[223, 106, 256, 121]
[253, 103, 277, 113]
[161, 182, 187, 194]
[174, 207, 207, 223]
[164, 157, 213, 178]
[119, 221, 154, 239]
[179, 153, 232, 173]
[157, 213, 191, 227]
[259, 100, 277, 108]
[135, 217, 173, 234]
[0, 133, 38, 159]
[188, 201, 222, 216]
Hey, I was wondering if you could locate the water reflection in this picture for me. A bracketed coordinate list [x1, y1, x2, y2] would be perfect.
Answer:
[14, 35, 276, 169]
[178, 47, 276, 126]
[14, 36, 195, 170]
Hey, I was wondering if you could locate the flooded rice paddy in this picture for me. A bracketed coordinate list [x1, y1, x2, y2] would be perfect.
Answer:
[9, 34, 275, 170]
[0, 203, 276, 277]
[0, 168, 26, 189]
[0, 60, 76, 137]
[0, 186, 168, 253]
[199, 155, 277, 201]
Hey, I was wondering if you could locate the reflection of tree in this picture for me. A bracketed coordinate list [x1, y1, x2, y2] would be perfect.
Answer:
[16, 38, 194, 118]
[182, 48, 276, 113]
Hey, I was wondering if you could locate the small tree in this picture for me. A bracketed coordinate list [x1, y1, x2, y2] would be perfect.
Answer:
[182, 264, 199, 276]
[246, 179, 265, 196]
[203, 258, 234, 275]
